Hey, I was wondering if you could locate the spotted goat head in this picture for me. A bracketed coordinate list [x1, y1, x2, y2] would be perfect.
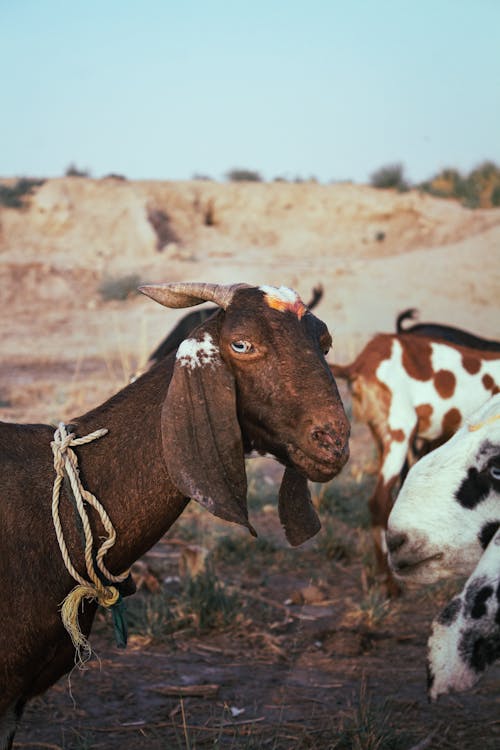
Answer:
[140, 282, 350, 545]
[426, 525, 500, 699]
[387, 393, 500, 697]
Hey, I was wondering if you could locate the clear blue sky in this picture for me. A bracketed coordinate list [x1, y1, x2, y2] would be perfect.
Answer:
[1, 0, 499, 184]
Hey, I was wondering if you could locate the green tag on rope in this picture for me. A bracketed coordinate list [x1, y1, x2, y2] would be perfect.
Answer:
[110, 595, 128, 649]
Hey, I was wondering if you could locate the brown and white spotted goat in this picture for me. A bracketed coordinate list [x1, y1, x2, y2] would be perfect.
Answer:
[387, 393, 500, 699]
[331, 333, 500, 595]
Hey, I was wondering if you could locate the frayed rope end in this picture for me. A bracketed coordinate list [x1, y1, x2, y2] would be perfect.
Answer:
[61, 583, 120, 668]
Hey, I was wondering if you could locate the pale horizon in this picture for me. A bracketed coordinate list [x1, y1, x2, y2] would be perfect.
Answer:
[1, 1, 499, 185]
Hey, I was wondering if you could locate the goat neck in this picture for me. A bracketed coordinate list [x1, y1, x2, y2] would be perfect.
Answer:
[70, 356, 188, 575]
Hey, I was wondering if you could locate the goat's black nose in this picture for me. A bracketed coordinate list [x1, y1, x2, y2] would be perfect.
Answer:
[386, 530, 408, 555]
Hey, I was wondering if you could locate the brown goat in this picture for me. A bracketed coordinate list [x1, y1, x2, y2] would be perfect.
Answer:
[332, 333, 500, 596]
[0, 282, 350, 747]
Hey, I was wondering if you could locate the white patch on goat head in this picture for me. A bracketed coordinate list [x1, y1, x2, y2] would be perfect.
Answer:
[259, 285, 307, 318]
[259, 285, 299, 304]
[176, 332, 219, 369]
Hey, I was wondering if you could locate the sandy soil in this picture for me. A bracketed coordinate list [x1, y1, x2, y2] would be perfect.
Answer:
[1, 179, 499, 749]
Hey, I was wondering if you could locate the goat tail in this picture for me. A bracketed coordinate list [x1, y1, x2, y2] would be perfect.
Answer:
[61, 583, 119, 667]
[396, 307, 419, 332]
[329, 362, 352, 380]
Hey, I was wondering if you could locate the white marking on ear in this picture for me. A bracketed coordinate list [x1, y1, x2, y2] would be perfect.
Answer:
[176, 332, 220, 369]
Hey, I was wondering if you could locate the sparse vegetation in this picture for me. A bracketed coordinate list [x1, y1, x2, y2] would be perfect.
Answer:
[348, 585, 393, 630]
[180, 564, 240, 631]
[316, 518, 358, 563]
[213, 534, 278, 566]
[65, 162, 91, 177]
[370, 163, 409, 192]
[98, 273, 142, 301]
[369, 158, 500, 208]
[0, 178, 45, 208]
[419, 160, 500, 208]
[147, 206, 180, 250]
[313, 474, 375, 530]
[125, 564, 239, 641]
[334, 678, 409, 749]
[192, 173, 213, 181]
[102, 172, 127, 181]
[125, 590, 177, 642]
[226, 167, 263, 182]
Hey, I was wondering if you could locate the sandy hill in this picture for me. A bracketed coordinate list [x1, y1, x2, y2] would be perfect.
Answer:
[1, 177, 499, 374]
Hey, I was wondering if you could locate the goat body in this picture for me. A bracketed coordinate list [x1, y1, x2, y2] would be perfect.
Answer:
[396, 308, 500, 352]
[387, 394, 500, 697]
[331, 333, 500, 595]
[0, 282, 349, 747]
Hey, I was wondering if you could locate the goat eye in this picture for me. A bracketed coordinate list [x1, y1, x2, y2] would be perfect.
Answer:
[231, 340, 253, 354]
[489, 462, 500, 481]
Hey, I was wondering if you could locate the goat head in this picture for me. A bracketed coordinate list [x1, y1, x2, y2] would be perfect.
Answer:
[141, 282, 350, 545]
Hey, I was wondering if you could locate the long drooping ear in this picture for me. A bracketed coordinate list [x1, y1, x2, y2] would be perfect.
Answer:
[278, 467, 321, 546]
[161, 319, 256, 535]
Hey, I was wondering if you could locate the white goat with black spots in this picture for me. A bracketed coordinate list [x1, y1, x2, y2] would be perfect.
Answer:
[387, 393, 500, 698]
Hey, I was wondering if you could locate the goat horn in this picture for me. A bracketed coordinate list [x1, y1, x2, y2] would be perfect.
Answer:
[139, 282, 251, 310]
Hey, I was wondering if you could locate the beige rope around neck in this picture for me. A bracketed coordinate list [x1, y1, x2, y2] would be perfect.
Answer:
[51, 422, 129, 665]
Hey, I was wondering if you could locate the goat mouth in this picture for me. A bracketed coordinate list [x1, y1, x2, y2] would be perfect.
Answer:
[286, 443, 348, 482]
[390, 552, 444, 579]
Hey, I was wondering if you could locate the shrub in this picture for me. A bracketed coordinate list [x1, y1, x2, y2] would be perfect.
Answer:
[0, 178, 45, 208]
[316, 518, 358, 562]
[98, 273, 142, 301]
[225, 167, 262, 182]
[334, 677, 409, 749]
[313, 474, 374, 530]
[179, 565, 239, 631]
[492, 184, 500, 207]
[125, 591, 177, 642]
[65, 162, 90, 177]
[420, 160, 500, 208]
[370, 163, 409, 192]
[147, 207, 179, 250]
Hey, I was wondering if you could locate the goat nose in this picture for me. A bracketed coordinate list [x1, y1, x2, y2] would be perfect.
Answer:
[385, 530, 408, 555]
[311, 426, 345, 458]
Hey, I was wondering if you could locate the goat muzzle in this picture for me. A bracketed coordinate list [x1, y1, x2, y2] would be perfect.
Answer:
[286, 421, 350, 482]
[310, 422, 349, 462]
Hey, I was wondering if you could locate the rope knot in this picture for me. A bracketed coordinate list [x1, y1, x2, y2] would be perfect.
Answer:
[99, 585, 120, 608]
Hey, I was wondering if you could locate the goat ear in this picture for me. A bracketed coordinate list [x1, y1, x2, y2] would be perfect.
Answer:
[162, 322, 255, 535]
[278, 467, 321, 546]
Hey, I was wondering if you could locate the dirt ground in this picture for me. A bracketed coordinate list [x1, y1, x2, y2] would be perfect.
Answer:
[1, 179, 500, 749]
